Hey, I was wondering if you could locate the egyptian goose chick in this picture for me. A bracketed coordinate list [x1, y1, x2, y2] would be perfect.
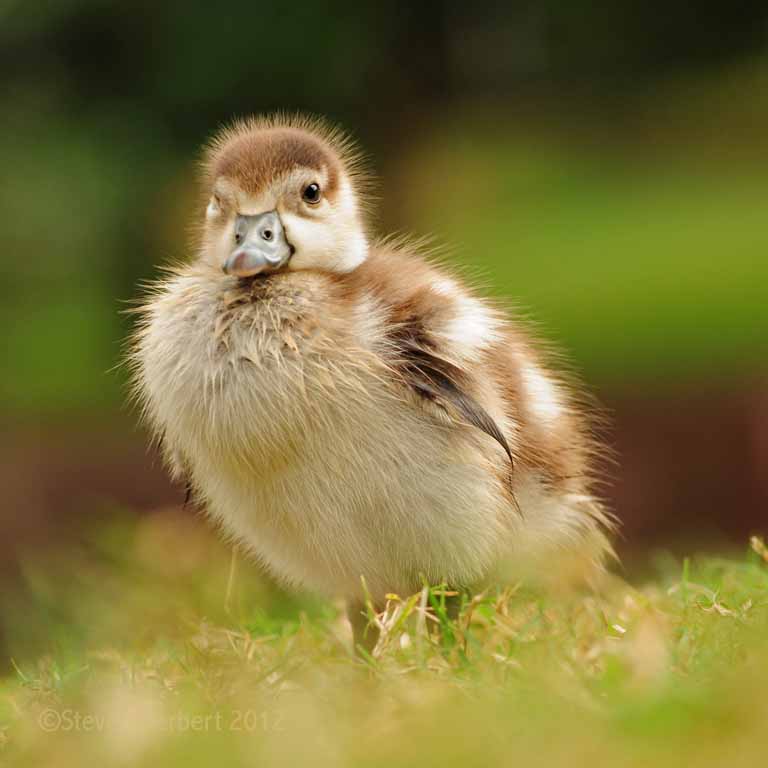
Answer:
[131, 115, 613, 636]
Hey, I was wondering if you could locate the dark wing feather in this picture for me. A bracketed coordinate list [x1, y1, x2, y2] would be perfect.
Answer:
[394, 326, 514, 468]
[152, 428, 195, 508]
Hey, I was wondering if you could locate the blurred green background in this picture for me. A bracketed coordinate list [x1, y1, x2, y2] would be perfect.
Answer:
[1, 1, 767, 563]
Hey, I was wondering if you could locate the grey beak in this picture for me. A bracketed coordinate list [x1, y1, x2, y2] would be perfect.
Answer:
[223, 210, 293, 277]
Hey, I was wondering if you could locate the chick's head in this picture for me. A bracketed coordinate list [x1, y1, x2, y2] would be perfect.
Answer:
[199, 115, 370, 278]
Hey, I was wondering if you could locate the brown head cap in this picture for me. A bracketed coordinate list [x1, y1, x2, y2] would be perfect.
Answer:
[201, 114, 369, 203]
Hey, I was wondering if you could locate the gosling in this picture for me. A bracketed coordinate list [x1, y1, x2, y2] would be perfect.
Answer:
[131, 114, 613, 638]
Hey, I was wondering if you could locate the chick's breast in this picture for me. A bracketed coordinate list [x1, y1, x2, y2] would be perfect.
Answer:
[135, 264, 515, 599]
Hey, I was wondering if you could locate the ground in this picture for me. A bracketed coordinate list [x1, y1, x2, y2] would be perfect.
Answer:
[1, 511, 767, 767]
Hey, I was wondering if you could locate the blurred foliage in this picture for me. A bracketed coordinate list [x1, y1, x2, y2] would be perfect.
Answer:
[1, 1, 767, 416]
[1, 512, 767, 765]
[396, 76, 768, 383]
[3, 8, 767, 763]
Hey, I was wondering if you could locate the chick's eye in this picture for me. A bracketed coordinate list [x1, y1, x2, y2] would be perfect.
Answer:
[302, 182, 321, 204]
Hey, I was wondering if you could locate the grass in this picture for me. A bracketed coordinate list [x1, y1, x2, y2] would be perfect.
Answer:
[1, 514, 767, 767]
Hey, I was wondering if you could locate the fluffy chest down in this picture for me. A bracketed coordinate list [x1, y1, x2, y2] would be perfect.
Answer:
[136, 269, 513, 598]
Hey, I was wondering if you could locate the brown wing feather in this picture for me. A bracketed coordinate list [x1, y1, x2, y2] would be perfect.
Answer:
[392, 322, 514, 468]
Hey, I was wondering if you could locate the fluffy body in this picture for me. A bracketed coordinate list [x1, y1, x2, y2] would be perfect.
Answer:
[131, 115, 613, 603]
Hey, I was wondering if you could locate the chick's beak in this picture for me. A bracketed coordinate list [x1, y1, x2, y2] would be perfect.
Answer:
[223, 210, 294, 277]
